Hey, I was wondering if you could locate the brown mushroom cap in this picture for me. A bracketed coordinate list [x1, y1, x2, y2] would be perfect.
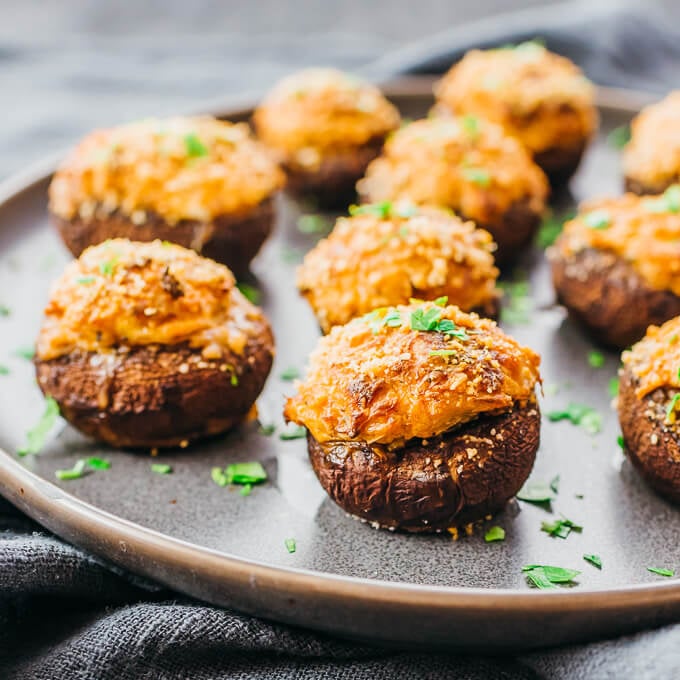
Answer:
[296, 203, 499, 332]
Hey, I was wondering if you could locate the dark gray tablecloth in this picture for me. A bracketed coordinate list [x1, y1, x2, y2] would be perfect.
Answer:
[3, 1, 680, 677]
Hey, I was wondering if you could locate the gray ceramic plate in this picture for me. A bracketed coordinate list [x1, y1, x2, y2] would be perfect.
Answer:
[1, 78, 679, 652]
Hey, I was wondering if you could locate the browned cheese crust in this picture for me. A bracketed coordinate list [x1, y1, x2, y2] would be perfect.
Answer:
[35, 239, 275, 448]
[618, 316, 680, 506]
[253, 68, 400, 208]
[307, 401, 540, 532]
[434, 42, 597, 184]
[48, 117, 284, 272]
[356, 117, 548, 263]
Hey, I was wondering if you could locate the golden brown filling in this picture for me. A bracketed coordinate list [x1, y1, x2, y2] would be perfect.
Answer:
[623, 316, 680, 399]
[253, 68, 400, 169]
[49, 117, 285, 224]
[624, 92, 680, 187]
[37, 239, 267, 361]
[553, 189, 680, 296]
[435, 43, 596, 155]
[284, 301, 540, 447]
[357, 117, 548, 226]
[297, 203, 499, 332]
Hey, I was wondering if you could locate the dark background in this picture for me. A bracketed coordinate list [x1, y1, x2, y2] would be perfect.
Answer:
[1, 0, 556, 178]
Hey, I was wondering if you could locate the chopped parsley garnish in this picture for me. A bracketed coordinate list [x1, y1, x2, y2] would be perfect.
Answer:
[85, 456, 111, 470]
[617, 435, 625, 449]
[547, 403, 602, 434]
[550, 475, 560, 494]
[17, 397, 60, 456]
[151, 463, 173, 474]
[236, 282, 261, 304]
[583, 210, 611, 230]
[297, 214, 331, 234]
[516, 479, 556, 505]
[279, 425, 307, 440]
[240, 483, 253, 496]
[461, 167, 491, 187]
[0, 305, 9, 317]
[382, 309, 403, 327]
[410, 306, 468, 339]
[0, 365, 9, 376]
[212, 461, 268, 488]
[588, 350, 605, 368]
[14, 346, 35, 360]
[279, 366, 300, 381]
[429, 349, 456, 358]
[461, 115, 480, 139]
[349, 201, 418, 219]
[99, 257, 118, 277]
[258, 423, 276, 436]
[666, 393, 680, 423]
[484, 526, 505, 542]
[645, 185, 680, 214]
[647, 567, 674, 577]
[434, 296, 448, 307]
[230, 373, 239, 387]
[55, 460, 87, 481]
[184, 133, 209, 158]
[523, 564, 580, 589]
[609, 377, 620, 398]
[541, 516, 583, 539]
[76, 276, 96, 285]
[607, 124, 630, 149]
[583, 554, 602, 569]
[535, 210, 575, 249]
[499, 275, 531, 325]
[285, 538, 297, 553]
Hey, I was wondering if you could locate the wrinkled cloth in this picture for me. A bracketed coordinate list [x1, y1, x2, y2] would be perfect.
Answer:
[4, 1, 680, 678]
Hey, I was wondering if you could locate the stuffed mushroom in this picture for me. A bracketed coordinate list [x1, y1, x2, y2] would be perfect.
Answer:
[434, 41, 597, 184]
[619, 316, 680, 504]
[624, 92, 680, 196]
[284, 301, 541, 532]
[296, 201, 500, 332]
[35, 239, 274, 449]
[253, 68, 400, 208]
[357, 117, 548, 263]
[549, 188, 680, 349]
[48, 117, 285, 276]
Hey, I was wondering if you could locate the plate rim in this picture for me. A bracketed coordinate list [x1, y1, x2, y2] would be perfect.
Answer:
[1, 78, 677, 640]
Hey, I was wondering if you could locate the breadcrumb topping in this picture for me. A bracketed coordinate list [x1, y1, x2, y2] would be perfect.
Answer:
[357, 117, 548, 226]
[253, 68, 400, 168]
[297, 204, 499, 332]
[623, 317, 680, 399]
[552, 191, 680, 296]
[435, 42, 597, 155]
[284, 301, 540, 447]
[49, 117, 284, 224]
[37, 239, 268, 361]
[624, 92, 680, 188]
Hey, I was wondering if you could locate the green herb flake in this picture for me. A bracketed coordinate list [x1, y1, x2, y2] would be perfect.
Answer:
[349, 201, 392, 219]
[0, 365, 9, 376]
[461, 166, 491, 187]
[393, 201, 418, 218]
[535, 210, 575, 249]
[86, 457, 111, 470]
[14, 346, 35, 360]
[499, 276, 531, 325]
[76, 276, 96, 286]
[461, 114, 480, 139]
[609, 377, 620, 398]
[55, 459, 87, 481]
[230, 373, 239, 387]
[550, 475, 560, 494]
[547, 403, 602, 434]
[647, 567, 675, 577]
[99, 257, 118, 277]
[227, 461, 267, 485]
[259, 423, 276, 436]
[0, 305, 10, 317]
[666, 393, 680, 423]
[17, 397, 60, 456]
[523, 564, 581, 589]
[429, 349, 456, 358]
[617, 434, 625, 449]
[516, 480, 556, 504]
[236, 282, 261, 305]
[541, 516, 583, 539]
[279, 425, 307, 441]
[184, 133, 209, 158]
[297, 214, 331, 234]
[211, 467, 229, 487]
[583, 210, 611, 230]
[151, 463, 173, 474]
[285, 538, 297, 553]
[607, 124, 631, 149]
[583, 554, 602, 569]
[434, 296, 448, 307]
[280, 366, 300, 381]
[484, 526, 505, 542]
[410, 306, 468, 339]
[383, 309, 403, 327]
[588, 351, 605, 368]
[645, 185, 680, 214]
[240, 483, 253, 496]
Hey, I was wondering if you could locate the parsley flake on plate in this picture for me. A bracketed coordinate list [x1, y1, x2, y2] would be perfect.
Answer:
[236, 282, 260, 305]
[18, 397, 60, 456]
[14, 346, 35, 360]
[279, 425, 307, 441]
[522, 564, 581, 589]
[608, 377, 620, 398]
[535, 209, 576, 249]
[583, 554, 602, 569]
[212, 461, 268, 488]
[461, 166, 491, 187]
[258, 423, 276, 437]
[279, 366, 300, 381]
[588, 351, 605, 368]
[151, 463, 173, 475]
[647, 567, 675, 577]
[55, 459, 87, 481]
[547, 403, 602, 435]
[297, 214, 331, 234]
[285, 538, 297, 554]
[484, 526, 505, 543]
[607, 124, 630, 150]
[0, 304, 10, 317]
[0, 365, 9, 376]
[86, 456, 111, 470]
[541, 516, 582, 539]
[516, 479, 556, 505]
